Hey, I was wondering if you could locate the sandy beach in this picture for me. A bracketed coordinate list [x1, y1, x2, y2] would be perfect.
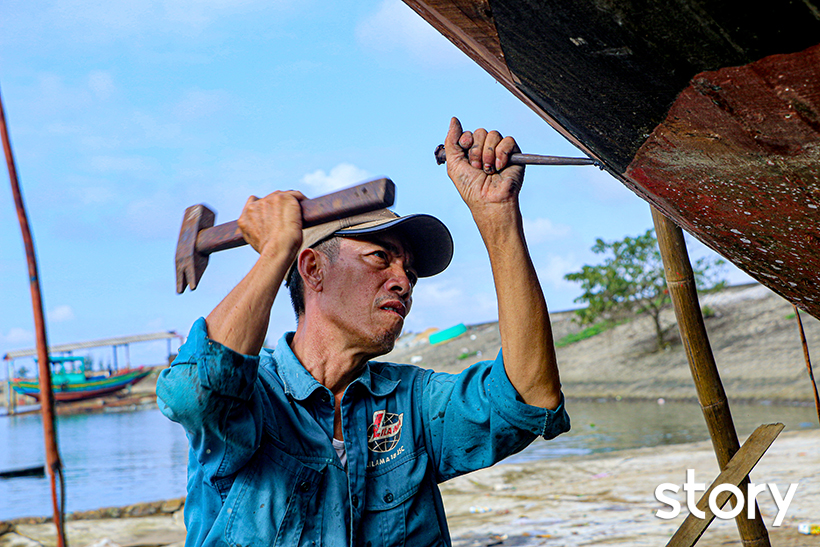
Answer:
[3, 427, 818, 547]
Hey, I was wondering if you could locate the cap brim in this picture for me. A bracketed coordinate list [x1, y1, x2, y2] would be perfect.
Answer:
[337, 214, 453, 278]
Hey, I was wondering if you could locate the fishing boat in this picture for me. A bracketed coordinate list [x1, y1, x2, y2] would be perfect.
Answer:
[10, 356, 151, 403]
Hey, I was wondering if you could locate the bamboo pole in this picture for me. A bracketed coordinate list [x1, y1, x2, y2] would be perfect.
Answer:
[1, 85, 67, 547]
[651, 207, 770, 547]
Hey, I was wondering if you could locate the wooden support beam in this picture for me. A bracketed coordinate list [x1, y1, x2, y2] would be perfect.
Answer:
[651, 207, 771, 547]
[667, 423, 784, 547]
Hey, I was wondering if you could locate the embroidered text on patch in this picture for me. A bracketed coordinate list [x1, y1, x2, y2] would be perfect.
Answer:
[367, 410, 403, 453]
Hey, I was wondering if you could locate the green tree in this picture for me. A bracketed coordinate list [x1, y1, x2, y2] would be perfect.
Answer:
[564, 229, 726, 351]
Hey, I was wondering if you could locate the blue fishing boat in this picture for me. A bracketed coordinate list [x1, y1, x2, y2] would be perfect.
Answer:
[10, 356, 150, 403]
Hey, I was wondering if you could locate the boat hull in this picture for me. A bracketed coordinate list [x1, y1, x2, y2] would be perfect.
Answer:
[10, 368, 151, 403]
[403, 0, 820, 318]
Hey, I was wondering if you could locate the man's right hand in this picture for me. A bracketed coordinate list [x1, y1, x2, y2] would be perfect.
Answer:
[206, 190, 306, 356]
[237, 190, 306, 262]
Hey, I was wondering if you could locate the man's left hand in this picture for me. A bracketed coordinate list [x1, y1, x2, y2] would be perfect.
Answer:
[443, 117, 525, 222]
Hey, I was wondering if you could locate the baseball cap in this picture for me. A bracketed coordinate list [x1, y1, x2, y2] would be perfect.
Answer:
[288, 208, 453, 280]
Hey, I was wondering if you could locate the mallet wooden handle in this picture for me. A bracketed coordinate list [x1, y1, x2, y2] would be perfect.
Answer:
[434, 144, 599, 167]
[196, 178, 395, 255]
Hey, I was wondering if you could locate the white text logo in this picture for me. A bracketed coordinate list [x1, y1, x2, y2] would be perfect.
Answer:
[654, 469, 798, 526]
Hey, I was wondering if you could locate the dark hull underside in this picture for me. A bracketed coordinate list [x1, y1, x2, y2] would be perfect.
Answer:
[404, 0, 820, 317]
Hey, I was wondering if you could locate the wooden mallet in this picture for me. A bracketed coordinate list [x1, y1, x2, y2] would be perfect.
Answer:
[175, 178, 396, 293]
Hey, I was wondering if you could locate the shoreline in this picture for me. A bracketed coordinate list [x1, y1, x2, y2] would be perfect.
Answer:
[3, 428, 818, 547]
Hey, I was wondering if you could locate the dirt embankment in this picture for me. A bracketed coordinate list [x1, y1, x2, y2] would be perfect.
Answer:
[384, 283, 820, 404]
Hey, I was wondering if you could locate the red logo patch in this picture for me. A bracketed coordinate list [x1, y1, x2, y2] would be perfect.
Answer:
[367, 410, 403, 453]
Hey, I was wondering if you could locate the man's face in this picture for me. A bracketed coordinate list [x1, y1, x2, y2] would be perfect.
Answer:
[317, 232, 416, 355]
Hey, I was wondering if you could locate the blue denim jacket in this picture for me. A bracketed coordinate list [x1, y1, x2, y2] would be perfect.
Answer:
[157, 318, 570, 547]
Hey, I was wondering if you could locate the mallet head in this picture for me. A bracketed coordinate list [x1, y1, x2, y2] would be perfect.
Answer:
[175, 204, 216, 294]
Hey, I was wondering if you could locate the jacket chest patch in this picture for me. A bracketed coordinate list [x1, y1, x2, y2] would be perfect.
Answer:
[367, 409, 403, 453]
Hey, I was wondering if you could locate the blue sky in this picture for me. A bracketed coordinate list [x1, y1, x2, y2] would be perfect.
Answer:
[0, 0, 752, 375]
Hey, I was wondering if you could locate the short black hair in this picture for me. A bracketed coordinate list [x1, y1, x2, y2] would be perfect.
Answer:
[287, 237, 340, 321]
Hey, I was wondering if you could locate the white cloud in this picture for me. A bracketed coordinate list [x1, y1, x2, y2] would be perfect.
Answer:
[46, 122, 84, 135]
[48, 305, 76, 322]
[79, 135, 122, 150]
[406, 278, 498, 331]
[412, 281, 463, 307]
[174, 89, 229, 121]
[131, 112, 184, 144]
[42, 0, 292, 40]
[523, 217, 571, 244]
[536, 254, 582, 290]
[161, 0, 291, 30]
[88, 70, 116, 100]
[50, 0, 156, 37]
[301, 163, 371, 194]
[145, 318, 165, 331]
[86, 187, 119, 205]
[2, 327, 34, 345]
[88, 154, 158, 176]
[121, 191, 180, 239]
[356, 0, 467, 68]
[31, 73, 93, 115]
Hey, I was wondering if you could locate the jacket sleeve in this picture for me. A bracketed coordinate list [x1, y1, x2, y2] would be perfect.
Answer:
[420, 349, 570, 482]
[156, 317, 264, 481]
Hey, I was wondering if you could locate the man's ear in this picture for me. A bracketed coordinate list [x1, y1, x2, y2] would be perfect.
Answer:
[298, 248, 323, 292]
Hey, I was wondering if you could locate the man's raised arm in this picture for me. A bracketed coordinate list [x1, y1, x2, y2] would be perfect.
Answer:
[443, 117, 562, 410]
[205, 190, 305, 355]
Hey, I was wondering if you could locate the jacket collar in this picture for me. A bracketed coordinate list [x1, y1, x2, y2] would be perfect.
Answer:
[268, 333, 399, 400]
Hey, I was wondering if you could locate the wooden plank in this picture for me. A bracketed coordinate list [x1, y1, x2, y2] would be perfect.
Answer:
[666, 423, 785, 547]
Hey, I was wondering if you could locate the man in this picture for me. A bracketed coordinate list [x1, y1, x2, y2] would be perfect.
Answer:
[157, 118, 570, 547]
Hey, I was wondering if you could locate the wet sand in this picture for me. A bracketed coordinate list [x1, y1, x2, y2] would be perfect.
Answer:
[3, 428, 818, 547]
[443, 428, 820, 546]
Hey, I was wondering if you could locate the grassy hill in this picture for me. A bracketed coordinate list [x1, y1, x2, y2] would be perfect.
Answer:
[383, 283, 820, 404]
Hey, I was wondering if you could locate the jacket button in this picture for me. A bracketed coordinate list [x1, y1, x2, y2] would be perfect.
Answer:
[299, 481, 310, 492]
[383, 492, 393, 503]
[351, 494, 359, 507]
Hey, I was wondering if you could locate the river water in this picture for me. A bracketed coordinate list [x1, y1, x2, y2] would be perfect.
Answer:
[1, 399, 816, 521]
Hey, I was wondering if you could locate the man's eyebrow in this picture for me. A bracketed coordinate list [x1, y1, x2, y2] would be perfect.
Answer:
[365, 237, 398, 255]
[367, 237, 414, 266]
